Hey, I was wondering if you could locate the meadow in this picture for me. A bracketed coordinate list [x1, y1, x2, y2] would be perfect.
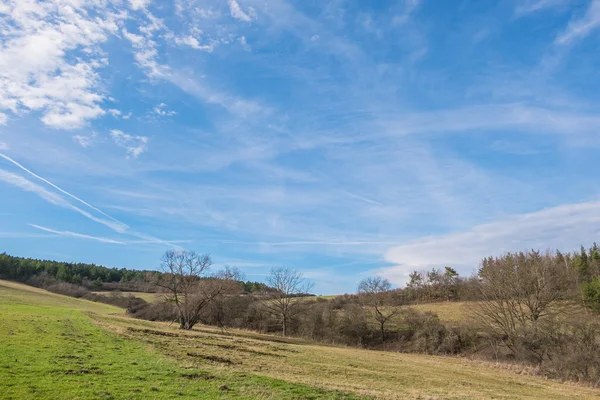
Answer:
[2, 280, 600, 399]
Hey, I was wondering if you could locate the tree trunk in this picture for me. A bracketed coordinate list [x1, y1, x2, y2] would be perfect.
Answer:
[180, 318, 193, 330]
[380, 322, 385, 342]
[282, 317, 287, 337]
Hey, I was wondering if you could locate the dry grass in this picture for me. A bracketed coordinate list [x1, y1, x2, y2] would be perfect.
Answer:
[101, 315, 600, 400]
[406, 301, 470, 322]
[4, 280, 600, 399]
[91, 291, 163, 302]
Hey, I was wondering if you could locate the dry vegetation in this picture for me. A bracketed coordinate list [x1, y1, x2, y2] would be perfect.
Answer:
[2, 280, 600, 399]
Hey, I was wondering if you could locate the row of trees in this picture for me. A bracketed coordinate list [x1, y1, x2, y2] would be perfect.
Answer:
[156, 250, 312, 333]
[0, 252, 151, 287]
[0, 252, 272, 295]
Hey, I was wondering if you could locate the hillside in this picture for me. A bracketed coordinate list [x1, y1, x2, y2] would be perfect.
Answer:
[1, 280, 599, 399]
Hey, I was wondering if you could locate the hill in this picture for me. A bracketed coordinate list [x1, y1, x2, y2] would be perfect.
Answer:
[1, 280, 599, 399]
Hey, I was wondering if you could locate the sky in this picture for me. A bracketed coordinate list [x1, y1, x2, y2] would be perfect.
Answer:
[1, 0, 600, 294]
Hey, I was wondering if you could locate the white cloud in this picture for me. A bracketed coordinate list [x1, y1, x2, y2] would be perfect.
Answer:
[555, 0, 600, 45]
[108, 109, 122, 117]
[0, 142, 7, 151]
[228, 0, 255, 22]
[110, 129, 148, 158]
[129, 0, 151, 11]
[122, 112, 132, 120]
[238, 35, 251, 51]
[0, 112, 7, 125]
[122, 21, 166, 78]
[380, 104, 600, 140]
[174, 35, 215, 52]
[0, 0, 122, 129]
[380, 201, 600, 284]
[73, 133, 97, 148]
[168, 71, 266, 117]
[153, 103, 177, 116]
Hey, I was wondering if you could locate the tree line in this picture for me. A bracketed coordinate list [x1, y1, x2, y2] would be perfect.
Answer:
[0, 252, 272, 294]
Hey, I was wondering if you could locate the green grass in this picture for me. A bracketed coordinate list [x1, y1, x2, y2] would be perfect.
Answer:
[0, 281, 361, 400]
[2, 280, 600, 399]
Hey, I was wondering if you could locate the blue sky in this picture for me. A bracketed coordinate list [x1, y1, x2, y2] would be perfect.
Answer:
[1, 0, 600, 294]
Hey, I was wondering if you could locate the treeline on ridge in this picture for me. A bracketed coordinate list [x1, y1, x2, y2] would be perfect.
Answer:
[0, 252, 274, 294]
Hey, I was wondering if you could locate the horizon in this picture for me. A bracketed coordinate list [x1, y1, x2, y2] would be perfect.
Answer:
[1, 0, 600, 294]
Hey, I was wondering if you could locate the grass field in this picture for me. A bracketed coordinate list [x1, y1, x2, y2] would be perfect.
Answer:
[91, 291, 163, 303]
[2, 280, 600, 399]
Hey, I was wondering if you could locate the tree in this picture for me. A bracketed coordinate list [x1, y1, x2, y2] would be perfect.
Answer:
[204, 266, 244, 329]
[357, 276, 399, 342]
[442, 266, 459, 301]
[263, 267, 313, 337]
[472, 250, 576, 362]
[156, 250, 235, 330]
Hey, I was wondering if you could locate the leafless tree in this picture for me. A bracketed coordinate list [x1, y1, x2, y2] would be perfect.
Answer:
[204, 266, 244, 329]
[472, 250, 576, 362]
[263, 267, 313, 336]
[156, 250, 237, 330]
[358, 276, 399, 342]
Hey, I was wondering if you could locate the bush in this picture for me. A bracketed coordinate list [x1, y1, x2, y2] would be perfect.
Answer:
[336, 304, 373, 346]
[128, 300, 178, 321]
[542, 320, 600, 386]
[398, 309, 478, 355]
[46, 282, 89, 298]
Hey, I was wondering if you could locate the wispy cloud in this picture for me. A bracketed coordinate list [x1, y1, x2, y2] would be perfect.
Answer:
[153, 103, 177, 117]
[555, 0, 600, 44]
[0, 155, 183, 249]
[110, 130, 148, 158]
[392, 0, 422, 25]
[228, 0, 255, 22]
[29, 224, 126, 245]
[515, 0, 571, 16]
[379, 201, 600, 284]
[174, 35, 215, 52]
[73, 133, 97, 148]
[167, 71, 266, 118]
[0, 169, 127, 232]
[0, 153, 123, 225]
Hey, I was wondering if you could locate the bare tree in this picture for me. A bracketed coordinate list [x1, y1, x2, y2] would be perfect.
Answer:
[358, 276, 399, 342]
[472, 250, 576, 362]
[263, 267, 313, 336]
[156, 250, 236, 330]
[204, 266, 244, 329]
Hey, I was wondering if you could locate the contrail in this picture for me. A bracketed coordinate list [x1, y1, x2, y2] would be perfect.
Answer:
[0, 152, 125, 226]
[0, 152, 185, 249]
